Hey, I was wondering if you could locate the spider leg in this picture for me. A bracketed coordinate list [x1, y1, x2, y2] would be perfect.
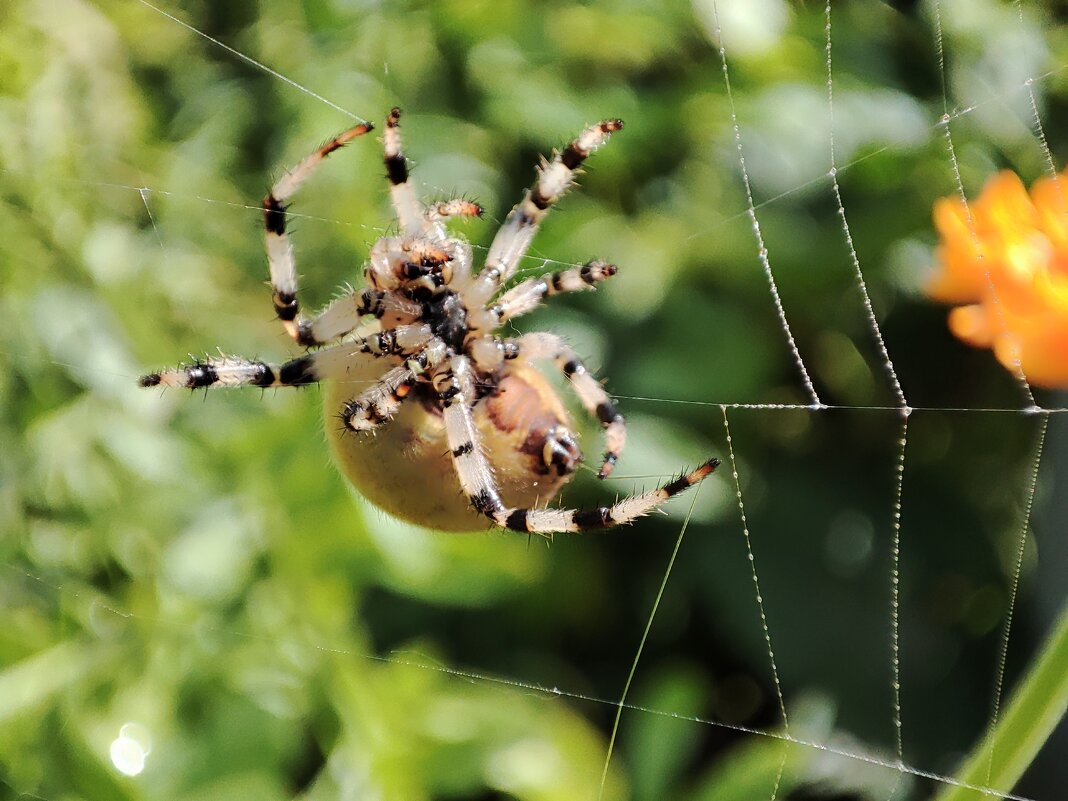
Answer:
[139, 356, 284, 390]
[423, 199, 483, 224]
[503, 332, 626, 479]
[439, 356, 718, 534]
[438, 356, 503, 510]
[502, 459, 718, 534]
[136, 348, 358, 391]
[471, 260, 617, 331]
[340, 338, 447, 431]
[382, 108, 425, 237]
[138, 326, 433, 390]
[354, 324, 435, 356]
[469, 120, 622, 306]
[296, 287, 421, 347]
[263, 122, 374, 343]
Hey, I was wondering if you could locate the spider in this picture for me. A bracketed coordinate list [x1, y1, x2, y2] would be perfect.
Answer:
[139, 109, 719, 534]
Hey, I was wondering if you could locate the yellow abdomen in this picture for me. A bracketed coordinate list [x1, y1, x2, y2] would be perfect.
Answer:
[324, 362, 578, 531]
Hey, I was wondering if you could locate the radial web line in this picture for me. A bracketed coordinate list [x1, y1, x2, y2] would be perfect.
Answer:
[1012, 0, 1062, 196]
[722, 406, 789, 731]
[133, 0, 367, 123]
[138, 186, 165, 254]
[597, 491, 703, 800]
[884, 774, 905, 801]
[824, 1, 907, 409]
[710, 0, 822, 408]
[11, 562, 1044, 801]
[888, 412, 910, 765]
[770, 748, 788, 801]
[929, 0, 1037, 408]
[984, 413, 1049, 789]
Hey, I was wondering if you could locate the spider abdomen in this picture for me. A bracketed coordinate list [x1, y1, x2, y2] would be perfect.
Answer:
[325, 362, 578, 531]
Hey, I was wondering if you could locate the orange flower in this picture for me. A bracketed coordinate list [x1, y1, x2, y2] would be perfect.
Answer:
[927, 170, 1068, 388]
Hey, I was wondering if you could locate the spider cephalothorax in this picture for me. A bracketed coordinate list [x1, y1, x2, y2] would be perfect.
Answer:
[140, 108, 718, 533]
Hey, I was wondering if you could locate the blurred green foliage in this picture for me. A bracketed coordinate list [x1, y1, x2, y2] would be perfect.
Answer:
[2, 0, 1067, 799]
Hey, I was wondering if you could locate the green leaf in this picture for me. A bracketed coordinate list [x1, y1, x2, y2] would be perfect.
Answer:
[933, 601, 1068, 801]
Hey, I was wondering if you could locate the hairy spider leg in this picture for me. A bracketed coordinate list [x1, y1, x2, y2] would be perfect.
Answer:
[263, 122, 375, 344]
[382, 107, 425, 238]
[138, 356, 299, 390]
[504, 332, 626, 479]
[293, 287, 422, 348]
[138, 326, 432, 390]
[469, 120, 623, 308]
[136, 348, 357, 391]
[341, 339, 448, 431]
[440, 356, 717, 534]
[424, 199, 483, 224]
[470, 260, 617, 331]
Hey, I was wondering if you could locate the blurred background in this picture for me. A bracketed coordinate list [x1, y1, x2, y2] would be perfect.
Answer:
[2, 0, 1066, 798]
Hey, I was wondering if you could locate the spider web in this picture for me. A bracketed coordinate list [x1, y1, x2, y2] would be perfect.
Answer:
[5, 0, 1066, 799]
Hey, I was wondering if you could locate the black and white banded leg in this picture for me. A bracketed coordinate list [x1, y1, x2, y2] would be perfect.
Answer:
[263, 122, 374, 343]
[340, 339, 447, 431]
[470, 119, 623, 306]
[137, 326, 430, 391]
[354, 324, 434, 357]
[138, 349, 343, 391]
[383, 107, 425, 237]
[293, 287, 422, 348]
[478, 260, 617, 328]
[505, 332, 626, 479]
[440, 356, 719, 534]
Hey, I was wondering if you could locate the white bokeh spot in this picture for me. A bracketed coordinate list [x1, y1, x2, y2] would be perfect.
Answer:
[693, 0, 789, 57]
[110, 722, 152, 777]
